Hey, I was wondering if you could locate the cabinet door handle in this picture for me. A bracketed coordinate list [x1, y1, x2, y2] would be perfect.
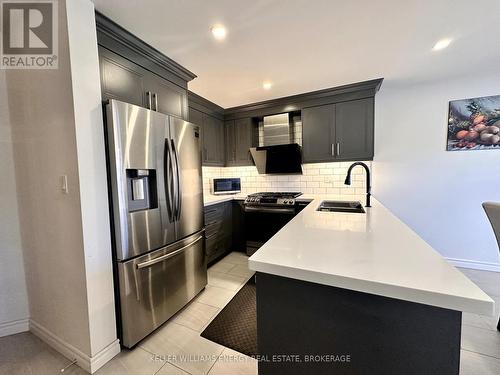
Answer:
[336, 142, 341, 156]
[331, 144, 335, 156]
[146, 91, 153, 109]
[153, 93, 158, 111]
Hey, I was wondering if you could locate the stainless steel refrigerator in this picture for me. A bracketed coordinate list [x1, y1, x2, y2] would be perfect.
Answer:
[105, 99, 206, 348]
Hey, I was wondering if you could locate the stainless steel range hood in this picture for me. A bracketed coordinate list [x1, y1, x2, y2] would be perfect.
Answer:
[250, 113, 302, 174]
[263, 113, 292, 146]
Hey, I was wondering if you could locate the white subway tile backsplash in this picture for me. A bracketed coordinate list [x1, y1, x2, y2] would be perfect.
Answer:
[202, 161, 371, 196]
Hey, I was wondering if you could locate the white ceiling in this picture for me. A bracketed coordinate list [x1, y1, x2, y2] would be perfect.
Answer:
[92, 0, 500, 108]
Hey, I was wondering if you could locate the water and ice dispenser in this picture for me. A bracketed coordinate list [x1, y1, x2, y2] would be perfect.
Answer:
[126, 169, 158, 212]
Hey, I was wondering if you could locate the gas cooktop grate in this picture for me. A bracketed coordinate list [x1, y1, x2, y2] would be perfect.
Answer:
[246, 192, 302, 199]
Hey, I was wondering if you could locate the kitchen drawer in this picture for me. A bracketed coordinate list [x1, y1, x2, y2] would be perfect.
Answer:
[207, 235, 232, 264]
[206, 233, 219, 256]
[204, 201, 233, 264]
[204, 204, 224, 224]
[205, 220, 222, 238]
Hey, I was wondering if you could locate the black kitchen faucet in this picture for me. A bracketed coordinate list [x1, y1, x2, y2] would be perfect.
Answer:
[344, 162, 371, 207]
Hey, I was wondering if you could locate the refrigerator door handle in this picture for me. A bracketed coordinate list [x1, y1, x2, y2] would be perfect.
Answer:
[164, 139, 175, 221]
[170, 139, 179, 220]
[135, 234, 203, 269]
[171, 139, 182, 221]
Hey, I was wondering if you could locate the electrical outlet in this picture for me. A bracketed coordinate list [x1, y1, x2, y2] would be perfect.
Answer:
[324, 176, 336, 184]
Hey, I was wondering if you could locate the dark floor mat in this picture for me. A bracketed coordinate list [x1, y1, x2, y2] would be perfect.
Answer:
[201, 276, 257, 357]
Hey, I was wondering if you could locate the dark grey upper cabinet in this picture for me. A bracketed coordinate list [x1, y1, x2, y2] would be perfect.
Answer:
[96, 13, 194, 121]
[302, 104, 336, 162]
[235, 118, 254, 164]
[189, 107, 205, 158]
[226, 118, 253, 166]
[144, 74, 187, 119]
[96, 11, 196, 88]
[302, 98, 374, 163]
[98, 46, 189, 119]
[189, 107, 203, 127]
[335, 98, 374, 161]
[99, 47, 147, 107]
[214, 116, 226, 166]
[201, 114, 225, 166]
[225, 120, 236, 164]
[188, 92, 225, 167]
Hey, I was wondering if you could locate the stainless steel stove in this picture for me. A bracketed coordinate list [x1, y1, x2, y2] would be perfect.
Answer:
[243, 192, 305, 256]
[244, 192, 302, 207]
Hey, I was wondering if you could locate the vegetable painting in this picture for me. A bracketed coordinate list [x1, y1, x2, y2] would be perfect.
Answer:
[447, 95, 500, 151]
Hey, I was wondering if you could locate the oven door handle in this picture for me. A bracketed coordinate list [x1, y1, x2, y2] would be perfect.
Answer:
[244, 206, 296, 214]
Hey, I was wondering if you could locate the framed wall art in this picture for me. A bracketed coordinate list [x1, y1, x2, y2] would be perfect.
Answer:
[447, 95, 500, 151]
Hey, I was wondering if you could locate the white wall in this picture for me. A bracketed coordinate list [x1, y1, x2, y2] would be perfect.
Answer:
[373, 75, 500, 271]
[5, 0, 118, 372]
[66, 0, 118, 360]
[0, 70, 30, 337]
[7, 0, 92, 355]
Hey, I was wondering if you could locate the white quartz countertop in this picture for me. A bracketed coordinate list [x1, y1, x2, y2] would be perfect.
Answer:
[203, 194, 247, 206]
[243, 195, 495, 315]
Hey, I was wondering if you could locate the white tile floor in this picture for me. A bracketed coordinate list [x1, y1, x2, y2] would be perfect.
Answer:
[1, 253, 500, 374]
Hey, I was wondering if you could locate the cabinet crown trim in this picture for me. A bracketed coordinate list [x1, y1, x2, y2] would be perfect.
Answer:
[95, 11, 197, 83]
[224, 78, 383, 116]
[188, 91, 224, 119]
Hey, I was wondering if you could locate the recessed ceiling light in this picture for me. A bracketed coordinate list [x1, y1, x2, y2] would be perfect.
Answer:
[432, 38, 452, 51]
[211, 24, 227, 40]
[263, 81, 272, 90]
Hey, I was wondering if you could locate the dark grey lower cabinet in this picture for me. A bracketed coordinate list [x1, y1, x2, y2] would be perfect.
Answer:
[231, 200, 246, 251]
[257, 272, 461, 375]
[204, 201, 232, 264]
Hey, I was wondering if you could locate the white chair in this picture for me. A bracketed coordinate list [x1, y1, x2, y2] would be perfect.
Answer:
[482, 202, 500, 331]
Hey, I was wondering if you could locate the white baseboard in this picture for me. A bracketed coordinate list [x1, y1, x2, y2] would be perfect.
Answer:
[446, 257, 500, 273]
[0, 318, 29, 337]
[87, 339, 121, 373]
[30, 319, 120, 373]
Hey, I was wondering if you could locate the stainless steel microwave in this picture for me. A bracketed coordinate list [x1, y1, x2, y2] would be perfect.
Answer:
[210, 178, 241, 195]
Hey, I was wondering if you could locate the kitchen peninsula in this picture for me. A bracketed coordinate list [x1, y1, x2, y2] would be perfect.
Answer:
[248, 196, 494, 375]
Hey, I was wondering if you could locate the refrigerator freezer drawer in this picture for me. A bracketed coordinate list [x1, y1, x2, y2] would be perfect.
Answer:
[117, 230, 207, 348]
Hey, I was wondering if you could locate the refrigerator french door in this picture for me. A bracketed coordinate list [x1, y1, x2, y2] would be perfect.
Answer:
[106, 99, 206, 348]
